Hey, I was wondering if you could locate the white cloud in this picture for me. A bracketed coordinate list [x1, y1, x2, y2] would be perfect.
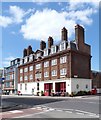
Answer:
[3, 56, 16, 67]
[9, 6, 25, 24]
[0, 16, 12, 27]
[20, 6, 97, 41]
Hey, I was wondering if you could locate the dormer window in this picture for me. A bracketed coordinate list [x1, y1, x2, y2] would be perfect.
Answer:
[20, 59, 23, 65]
[51, 46, 56, 54]
[36, 53, 41, 59]
[24, 56, 28, 63]
[44, 49, 48, 57]
[60, 41, 66, 51]
[29, 54, 33, 62]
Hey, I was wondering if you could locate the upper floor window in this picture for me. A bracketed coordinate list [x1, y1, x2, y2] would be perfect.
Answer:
[20, 76, 23, 81]
[24, 76, 28, 81]
[60, 41, 66, 51]
[44, 61, 49, 68]
[29, 54, 33, 62]
[51, 59, 57, 66]
[60, 68, 66, 75]
[35, 73, 41, 79]
[51, 46, 56, 54]
[36, 64, 41, 69]
[29, 74, 33, 80]
[20, 69, 23, 73]
[60, 56, 67, 64]
[29, 66, 33, 71]
[44, 72, 49, 77]
[44, 49, 48, 56]
[24, 57, 28, 63]
[51, 70, 57, 76]
[24, 67, 28, 72]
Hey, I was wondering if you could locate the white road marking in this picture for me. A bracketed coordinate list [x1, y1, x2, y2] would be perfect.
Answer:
[9, 110, 23, 113]
[56, 110, 62, 112]
[76, 112, 84, 115]
[31, 108, 36, 109]
[65, 111, 72, 113]
[36, 107, 41, 109]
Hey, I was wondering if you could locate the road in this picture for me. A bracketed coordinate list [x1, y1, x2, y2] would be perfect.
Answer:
[1, 95, 100, 119]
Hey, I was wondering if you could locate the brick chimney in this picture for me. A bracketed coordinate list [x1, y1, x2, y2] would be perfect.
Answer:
[48, 36, 53, 48]
[40, 40, 46, 50]
[61, 27, 68, 41]
[23, 48, 27, 57]
[27, 45, 33, 56]
[75, 24, 85, 50]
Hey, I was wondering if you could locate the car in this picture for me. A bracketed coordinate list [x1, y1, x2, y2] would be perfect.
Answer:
[18, 91, 22, 95]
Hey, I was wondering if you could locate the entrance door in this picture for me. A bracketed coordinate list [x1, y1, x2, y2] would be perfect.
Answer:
[55, 82, 66, 92]
[44, 83, 53, 96]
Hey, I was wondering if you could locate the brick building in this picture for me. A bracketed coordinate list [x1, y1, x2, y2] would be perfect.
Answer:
[18, 24, 92, 95]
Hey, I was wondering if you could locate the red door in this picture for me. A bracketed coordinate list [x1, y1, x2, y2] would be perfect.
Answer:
[44, 83, 53, 96]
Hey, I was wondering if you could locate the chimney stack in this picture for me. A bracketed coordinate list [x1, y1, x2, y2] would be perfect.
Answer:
[48, 36, 53, 48]
[61, 27, 68, 41]
[75, 24, 85, 50]
[27, 45, 33, 56]
[40, 41, 46, 50]
[23, 48, 27, 57]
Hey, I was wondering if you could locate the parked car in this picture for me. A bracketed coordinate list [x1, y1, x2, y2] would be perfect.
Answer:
[17, 91, 22, 95]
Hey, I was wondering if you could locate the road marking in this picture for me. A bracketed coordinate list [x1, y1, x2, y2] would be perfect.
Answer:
[31, 108, 36, 109]
[65, 111, 72, 113]
[9, 110, 23, 113]
[36, 107, 41, 109]
[76, 112, 84, 115]
[56, 110, 62, 112]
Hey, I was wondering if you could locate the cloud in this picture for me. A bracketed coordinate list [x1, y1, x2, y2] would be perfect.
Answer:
[0, 16, 12, 27]
[3, 56, 16, 67]
[20, 6, 97, 41]
[9, 6, 25, 24]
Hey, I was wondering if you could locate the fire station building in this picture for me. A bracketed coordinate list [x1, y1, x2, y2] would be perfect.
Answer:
[18, 24, 92, 95]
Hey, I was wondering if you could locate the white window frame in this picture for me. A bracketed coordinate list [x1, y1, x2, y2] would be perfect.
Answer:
[29, 54, 33, 62]
[29, 74, 33, 80]
[60, 41, 66, 51]
[24, 67, 28, 72]
[60, 56, 67, 64]
[20, 69, 23, 73]
[51, 46, 56, 54]
[35, 73, 41, 79]
[36, 64, 41, 69]
[29, 66, 33, 71]
[24, 76, 28, 80]
[44, 61, 49, 68]
[20, 76, 23, 81]
[44, 72, 49, 77]
[51, 59, 57, 66]
[44, 49, 48, 56]
[51, 70, 57, 76]
[60, 68, 67, 76]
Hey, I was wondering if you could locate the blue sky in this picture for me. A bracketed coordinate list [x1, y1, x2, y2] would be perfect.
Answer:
[0, 1, 99, 71]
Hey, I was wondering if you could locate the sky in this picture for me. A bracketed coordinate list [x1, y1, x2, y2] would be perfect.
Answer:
[0, 0, 100, 71]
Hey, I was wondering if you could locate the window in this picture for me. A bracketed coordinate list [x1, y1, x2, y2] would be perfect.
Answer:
[24, 57, 28, 63]
[60, 41, 66, 51]
[24, 76, 28, 81]
[36, 64, 41, 69]
[51, 59, 57, 66]
[60, 56, 66, 64]
[20, 59, 23, 65]
[60, 68, 66, 75]
[44, 49, 48, 56]
[24, 67, 28, 72]
[44, 72, 49, 77]
[5, 82, 10, 87]
[36, 53, 40, 58]
[20, 84, 22, 90]
[35, 73, 41, 79]
[29, 54, 33, 62]
[29, 66, 33, 71]
[20, 76, 23, 81]
[20, 69, 22, 73]
[25, 84, 27, 90]
[51, 46, 56, 54]
[29, 74, 33, 80]
[44, 61, 49, 67]
[51, 70, 57, 76]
